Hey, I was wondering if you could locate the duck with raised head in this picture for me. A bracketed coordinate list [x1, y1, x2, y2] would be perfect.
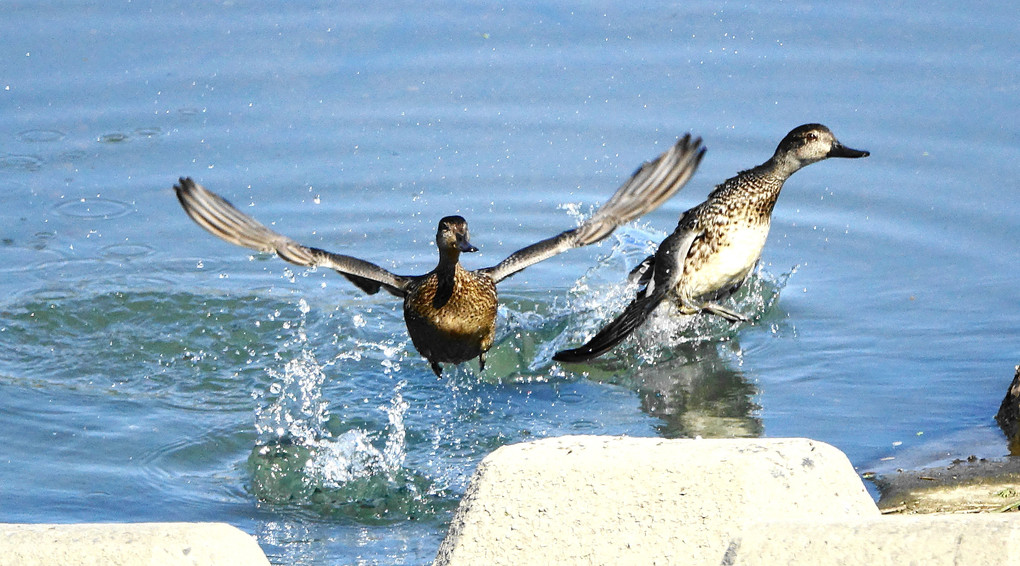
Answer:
[553, 124, 869, 363]
[175, 134, 705, 376]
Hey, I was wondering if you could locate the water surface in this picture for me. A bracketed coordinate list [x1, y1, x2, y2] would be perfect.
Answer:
[1, 2, 1017, 564]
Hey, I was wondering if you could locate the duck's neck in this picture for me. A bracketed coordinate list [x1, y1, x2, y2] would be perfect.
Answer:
[433, 249, 462, 308]
[436, 248, 461, 274]
[712, 161, 794, 221]
[736, 163, 788, 200]
[761, 149, 816, 180]
[711, 152, 815, 221]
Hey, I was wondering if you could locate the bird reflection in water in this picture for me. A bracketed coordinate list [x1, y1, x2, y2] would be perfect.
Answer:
[581, 339, 762, 439]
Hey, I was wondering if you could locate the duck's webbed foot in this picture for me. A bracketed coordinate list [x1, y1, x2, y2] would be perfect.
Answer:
[478, 353, 486, 373]
[700, 302, 749, 323]
[430, 361, 443, 377]
[680, 299, 748, 323]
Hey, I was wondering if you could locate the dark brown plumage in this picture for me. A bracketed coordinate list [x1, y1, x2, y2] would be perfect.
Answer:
[401, 216, 498, 376]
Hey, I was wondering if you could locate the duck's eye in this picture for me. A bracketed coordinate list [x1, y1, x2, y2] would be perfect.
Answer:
[804, 132, 818, 141]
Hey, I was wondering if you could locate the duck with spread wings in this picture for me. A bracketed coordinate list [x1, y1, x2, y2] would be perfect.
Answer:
[175, 134, 704, 375]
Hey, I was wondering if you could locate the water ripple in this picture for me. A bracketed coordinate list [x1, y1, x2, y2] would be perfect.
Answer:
[54, 196, 133, 219]
[101, 243, 156, 259]
[97, 132, 129, 143]
[134, 126, 162, 138]
[0, 291, 280, 405]
[0, 246, 65, 274]
[17, 129, 66, 143]
[0, 154, 43, 172]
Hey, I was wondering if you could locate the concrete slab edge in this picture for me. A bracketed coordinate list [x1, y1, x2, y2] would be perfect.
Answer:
[435, 435, 1020, 566]
[0, 522, 270, 566]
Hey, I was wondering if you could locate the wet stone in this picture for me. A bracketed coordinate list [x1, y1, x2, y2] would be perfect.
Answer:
[995, 365, 1020, 454]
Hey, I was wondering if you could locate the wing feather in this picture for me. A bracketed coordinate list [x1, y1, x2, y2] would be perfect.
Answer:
[481, 134, 705, 283]
[174, 177, 410, 297]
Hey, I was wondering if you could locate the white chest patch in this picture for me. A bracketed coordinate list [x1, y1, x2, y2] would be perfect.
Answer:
[681, 223, 771, 299]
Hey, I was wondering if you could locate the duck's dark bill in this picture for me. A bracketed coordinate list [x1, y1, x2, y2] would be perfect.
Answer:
[828, 143, 870, 158]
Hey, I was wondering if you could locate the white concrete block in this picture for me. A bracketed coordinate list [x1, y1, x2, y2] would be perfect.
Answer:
[729, 515, 1020, 565]
[435, 436, 878, 566]
[0, 522, 270, 566]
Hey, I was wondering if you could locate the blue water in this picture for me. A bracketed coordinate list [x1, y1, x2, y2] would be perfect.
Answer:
[2, 1, 1018, 564]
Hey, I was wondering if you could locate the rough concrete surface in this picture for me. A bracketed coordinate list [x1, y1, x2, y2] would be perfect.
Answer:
[0, 522, 270, 566]
[726, 514, 1020, 565]
[435, 436, 879, 566]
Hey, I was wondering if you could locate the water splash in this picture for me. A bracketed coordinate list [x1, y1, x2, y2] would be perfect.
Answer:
[301, 387, 409, 487]
[248, 302, 448, 522]
[628, 264, 796, 362]
[540, 224, 797, 367]
[254, 348, 328, 443]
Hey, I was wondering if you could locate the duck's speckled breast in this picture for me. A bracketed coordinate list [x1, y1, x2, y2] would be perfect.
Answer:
[403, 267, 498, 364]
[679, 217, 771, 301]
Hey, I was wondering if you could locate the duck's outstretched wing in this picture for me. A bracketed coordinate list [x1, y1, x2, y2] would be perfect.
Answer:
[479, 134, 705, 284]
[174, 177, 411, 297]
[553, 227, 701, 363]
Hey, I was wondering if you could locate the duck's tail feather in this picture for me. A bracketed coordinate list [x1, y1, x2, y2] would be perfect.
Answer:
[553, 290, 664, 363]
[628, 254, 655, 285]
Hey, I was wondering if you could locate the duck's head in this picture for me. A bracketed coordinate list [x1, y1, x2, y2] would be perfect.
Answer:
[436, 215, 478, 258]
[772, 124, 869, 173]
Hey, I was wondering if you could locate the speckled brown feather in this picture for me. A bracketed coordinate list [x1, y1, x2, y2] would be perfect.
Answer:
[555, 124, 870, 363]
[670, 166, 783, 305]
[403, 264, 498, 374]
